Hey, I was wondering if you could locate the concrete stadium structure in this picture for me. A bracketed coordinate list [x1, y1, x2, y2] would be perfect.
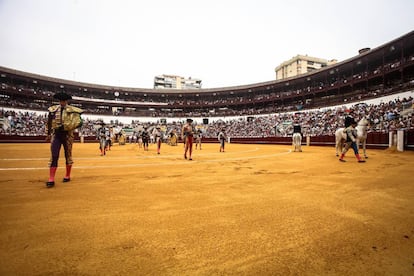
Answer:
[1, 31, 413, 149]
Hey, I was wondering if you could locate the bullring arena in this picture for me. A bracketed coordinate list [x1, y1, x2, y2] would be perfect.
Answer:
[1, 141, 414, 275]
[1, 30, 414, 275]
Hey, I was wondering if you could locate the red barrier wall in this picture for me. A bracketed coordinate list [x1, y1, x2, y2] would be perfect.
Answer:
[1, 131, 413, 150]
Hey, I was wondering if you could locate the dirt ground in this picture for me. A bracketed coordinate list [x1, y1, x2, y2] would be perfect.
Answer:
[0, 141, 413, 275]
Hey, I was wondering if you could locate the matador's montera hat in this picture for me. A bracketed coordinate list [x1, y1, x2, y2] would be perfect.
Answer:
[53, 92, 72, 101]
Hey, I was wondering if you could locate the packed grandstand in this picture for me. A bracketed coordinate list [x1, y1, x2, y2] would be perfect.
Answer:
[0, 31, 413, 148]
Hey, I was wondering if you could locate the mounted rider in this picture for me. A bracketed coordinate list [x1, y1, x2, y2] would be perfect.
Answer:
[292, 120, 302, 152]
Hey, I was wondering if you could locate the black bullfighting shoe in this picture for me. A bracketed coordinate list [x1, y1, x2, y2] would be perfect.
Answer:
[63, 178, 71, 183]
[46, 181, 55, 188]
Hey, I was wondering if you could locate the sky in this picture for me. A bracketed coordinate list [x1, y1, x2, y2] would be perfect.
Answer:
[0, 0, 413, 89]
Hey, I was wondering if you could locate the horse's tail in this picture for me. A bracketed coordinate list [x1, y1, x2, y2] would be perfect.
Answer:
[335, 128, 346, 156]
[292, 133, 302, 151]
[292, 133, 301, 144]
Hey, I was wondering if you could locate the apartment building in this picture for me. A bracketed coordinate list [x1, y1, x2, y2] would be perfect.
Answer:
[275, 55, 337, 80]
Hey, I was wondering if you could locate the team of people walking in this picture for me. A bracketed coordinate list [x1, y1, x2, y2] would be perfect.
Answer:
[45, 92, 367, 189]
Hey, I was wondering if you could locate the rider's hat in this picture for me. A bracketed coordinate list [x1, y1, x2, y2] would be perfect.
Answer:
[344, 116, 356, 127]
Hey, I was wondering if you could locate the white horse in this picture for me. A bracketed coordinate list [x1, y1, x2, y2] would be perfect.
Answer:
[335, 117, 370, 158]
[292, 133, 302, 152]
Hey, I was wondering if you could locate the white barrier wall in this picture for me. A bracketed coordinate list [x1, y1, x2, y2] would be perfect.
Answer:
[397, 130, 404, 152]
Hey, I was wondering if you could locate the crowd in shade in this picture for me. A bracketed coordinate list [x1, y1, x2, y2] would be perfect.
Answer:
[0, 96, 413, 138]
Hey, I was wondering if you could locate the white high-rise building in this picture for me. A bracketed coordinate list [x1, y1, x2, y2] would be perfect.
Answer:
[154, 74, 202, 89]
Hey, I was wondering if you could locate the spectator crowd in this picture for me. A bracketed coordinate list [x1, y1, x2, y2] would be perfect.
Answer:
[1, 96, 413, 139]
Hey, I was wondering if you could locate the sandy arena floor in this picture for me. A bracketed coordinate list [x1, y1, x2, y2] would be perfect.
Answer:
[0, 142, 413, 275]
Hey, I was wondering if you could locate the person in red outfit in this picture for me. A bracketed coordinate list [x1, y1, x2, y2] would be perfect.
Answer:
[182, 118, 195, 160]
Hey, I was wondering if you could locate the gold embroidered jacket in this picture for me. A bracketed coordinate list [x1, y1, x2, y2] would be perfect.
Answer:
[47, 105, 83, 134]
